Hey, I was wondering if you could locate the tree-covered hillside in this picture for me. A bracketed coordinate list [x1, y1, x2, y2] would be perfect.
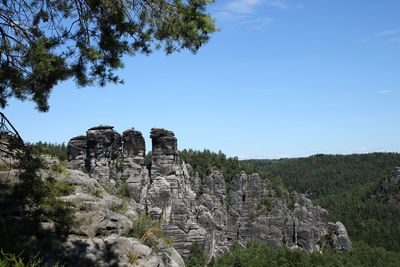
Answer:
[243, 153, 400, 252]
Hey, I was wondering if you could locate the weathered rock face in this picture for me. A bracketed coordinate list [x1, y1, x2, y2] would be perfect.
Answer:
[122, 129, 146, 159]
[86, 126, 121, 183]
[329, 222, 352, 251]
[0, 157, 184, 267]
[67, 126, 352, 262]
[150, 128, 179, 177]
[146, 128, 202, 257]
[120, 129, 149, 208]
[53, 169, 184, 267]
[67, 135, 87, 170]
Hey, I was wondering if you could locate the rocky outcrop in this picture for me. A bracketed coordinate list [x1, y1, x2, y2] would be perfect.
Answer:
[0, 161, 184, 267]
[67, 135, 87, 170]
[53, 169, 184, 267]
[67, 126, 353, 263]
[147, 128, 203, 257]
[150, 128, 179, 177]
[120, 129, 149, 208]
[85, 126, 121, 184]
[329, 222, 352, 251]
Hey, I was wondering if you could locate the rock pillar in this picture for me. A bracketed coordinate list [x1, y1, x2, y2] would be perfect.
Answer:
[120, 129, 149, 205]
[150, 128, 179, 177]
[67, 135, 87, 170]
[86, 125, 121, 183]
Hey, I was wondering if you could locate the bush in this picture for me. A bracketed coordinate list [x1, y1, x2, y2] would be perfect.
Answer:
[125, 213, 174, 265]
[125, 213, 160, 240]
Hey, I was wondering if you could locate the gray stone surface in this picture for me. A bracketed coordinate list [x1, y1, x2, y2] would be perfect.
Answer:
[86, 126, 121, 183]
[65, 125, 353, 264]
[120, 129, 149, 208]
[61, 235, 183, 267]
[67, 135, 87, 170]
[329, 222, 352, 251]
[54, 167, 183, 266]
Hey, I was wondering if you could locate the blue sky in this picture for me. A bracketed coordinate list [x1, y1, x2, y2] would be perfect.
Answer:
[3, 0, 400, 159]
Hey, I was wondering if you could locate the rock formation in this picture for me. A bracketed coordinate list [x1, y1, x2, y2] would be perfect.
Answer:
[67, 135, 87, 170]
[53, 169, 184, 266]
[85, 125, 121, 183]
[66, 125, 353, 263]
[120, 129, 149, 208]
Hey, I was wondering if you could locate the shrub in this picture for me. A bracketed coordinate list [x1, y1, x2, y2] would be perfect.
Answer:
[125, 213, 174, 265]
[119, 182, 130, 198]
[110, 203, 128, 214]
[125, 213, 160, 240]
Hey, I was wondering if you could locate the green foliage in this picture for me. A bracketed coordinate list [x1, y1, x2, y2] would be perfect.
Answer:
[116, 156, 124, 170]
[145, 151, 152, 172]
[244, 153, 400, 252]
[257, 196, 272, 212]
[110, 203, 128, 214]
[185, 241, 207, 267]
[209, 240, 400, 267]
[127, 251, 138, 265]
[196, 184, 204, 200]
[101, 181, 130, 199]
[119, 182, 131, 198]
[180, 149, 241, 180]
[27, 177, 76, 233]
[0, 140, 76, 262]
[318, 181, 400, 252]
[179, 149, 276, 190]
[0, 164, 10, 171]
[27, 142, 67, 161]
[224, 195, 232, 206]
[244, 153, 400, 197]
[0, 0, 217, 111]
[124, 213, 173, 253]
[248, 212, 257, 222]
[0, 250, 43, 267]
[125, 213, 160, 240]
[286, 197, 295, 211]
[45, 161, 70, 178]
[11, 150, 75, 233]
[51, 180, 76, 196]
[102, 183, 116, 195]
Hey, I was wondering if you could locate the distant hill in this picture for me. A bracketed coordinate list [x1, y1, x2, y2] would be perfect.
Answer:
[243, 153, 400, 252]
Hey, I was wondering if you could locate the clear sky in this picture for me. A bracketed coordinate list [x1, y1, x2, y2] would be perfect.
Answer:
[3, 0, 400, 159]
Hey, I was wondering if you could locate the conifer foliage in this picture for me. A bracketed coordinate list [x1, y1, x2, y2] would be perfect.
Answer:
[0, 0, 217, 111]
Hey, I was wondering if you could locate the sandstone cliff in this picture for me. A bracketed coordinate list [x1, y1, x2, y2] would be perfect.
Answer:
[66, 126, 352, 262]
